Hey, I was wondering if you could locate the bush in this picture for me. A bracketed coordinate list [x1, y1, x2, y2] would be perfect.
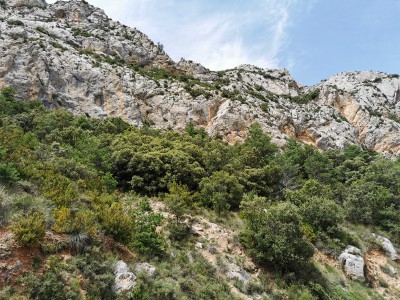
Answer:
[53, 207, 99, 241]
[300, 197, 343, 231]
[164, 182, 195, 224]
[36, 26, 50, 35]
[199, 171, 243, 214]
[7, 20, 24, 26]
[0, 146, 20, 183]
[0, 162, 20, 183]
[241, 202, 314, 273]
[344, 180, 393, 225]
[96, 201, 135, 244]
[288, 89, 320, 104]
[260, 102, 269, 112]
[241, 123, 278, 167]
[9, 210, 46, 247]
[167, 222, 191, 242]
[72, 252, 115, 299]
[131, 211, 166, 257]
[22, 257, 81, 300]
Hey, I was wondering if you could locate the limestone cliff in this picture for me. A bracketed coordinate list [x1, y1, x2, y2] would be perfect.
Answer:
[1, 0, 400, 155]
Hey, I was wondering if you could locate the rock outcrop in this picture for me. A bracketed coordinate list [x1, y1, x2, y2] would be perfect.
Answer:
[114, 260, 136, 294]
[135, 262, 156, 277]
[372, 233, 399, 261]
[1, 0, 400, 155]
[338, 246, 365, 281]
[226, 263, 251, 283]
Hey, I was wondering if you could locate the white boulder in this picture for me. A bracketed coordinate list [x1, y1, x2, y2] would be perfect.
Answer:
[114, 260, 136, 294]
[338, 246, 365, 281]
[372, 233, 399, 261]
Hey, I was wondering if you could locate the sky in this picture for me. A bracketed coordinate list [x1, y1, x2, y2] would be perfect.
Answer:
[47, 0, 400, 86]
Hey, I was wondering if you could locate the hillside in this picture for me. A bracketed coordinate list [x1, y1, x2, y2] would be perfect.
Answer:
[1, 0, 400, 155]
[1, 1, 400, 300]
[1, 82, 400, 299]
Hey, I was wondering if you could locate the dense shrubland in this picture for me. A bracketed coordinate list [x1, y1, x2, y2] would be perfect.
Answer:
[1, 86, 399, 299]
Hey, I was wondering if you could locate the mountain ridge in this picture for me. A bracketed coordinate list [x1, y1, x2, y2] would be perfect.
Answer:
[1, 0, 400, 155]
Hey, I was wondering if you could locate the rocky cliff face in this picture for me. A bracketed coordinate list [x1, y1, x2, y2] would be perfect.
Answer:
[1, 0, 400, 155]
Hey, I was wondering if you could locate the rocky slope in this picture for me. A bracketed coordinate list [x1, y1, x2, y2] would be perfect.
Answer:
[1, 0, 400, 155]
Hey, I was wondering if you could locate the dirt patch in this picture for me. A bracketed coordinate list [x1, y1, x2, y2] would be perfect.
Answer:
[365, 249, 400, 299]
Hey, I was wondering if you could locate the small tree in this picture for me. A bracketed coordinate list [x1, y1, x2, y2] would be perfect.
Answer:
[164, 182, 195, 224]
[241, 202, 314, 273]
[10, 210, 46, 247]
[0, 147, 20, 183]
[241, 123, 278, 167]
[300, 197, 343, 231]
[199, 171, 243, 214]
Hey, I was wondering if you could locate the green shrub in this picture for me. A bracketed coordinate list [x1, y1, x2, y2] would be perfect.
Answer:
[36, 26, 50, 35]
[199, 170, 243, 214]
[72, 27, 92, 37]
[22, 257, 81, 300]
[167, 222, 191, 242]
[300, 197, 343, 231]
[131, 211, 166, 257]
[97, 201, 135, 244]
[241, 202, 314, 273]
[344, 180, 393, 225]
[9, 210, 46, 247]
[7, 20, 24, 26]
[164, 182, 195, 224]
[288, 89, 320, 104]
[0, 163, 19, 182]
[72, 252, 115, 299]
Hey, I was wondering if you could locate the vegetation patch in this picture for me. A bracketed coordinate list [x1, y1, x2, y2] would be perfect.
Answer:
[1, 86, 400, 299]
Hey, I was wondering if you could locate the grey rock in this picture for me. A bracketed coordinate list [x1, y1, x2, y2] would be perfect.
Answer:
[372, 233, 399, 261]
[226, 263, 250, 283]
[208, 246, 218, 254]
[227, 271, 250, 283]
[114, 260, 136, 294]
[135, 262, 156, 277]
[338, 246, 365, 281]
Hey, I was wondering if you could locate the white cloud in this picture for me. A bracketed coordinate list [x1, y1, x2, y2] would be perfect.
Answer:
[46, 0, 316, 71]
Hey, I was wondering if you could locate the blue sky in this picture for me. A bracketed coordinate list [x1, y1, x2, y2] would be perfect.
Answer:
[47, 0, 400, 86]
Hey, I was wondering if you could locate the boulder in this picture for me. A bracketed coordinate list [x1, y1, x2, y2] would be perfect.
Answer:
[114, 260, 136, 294]
[372, 233, 399, 261]
[135, 262, 156, 277]
[338, 246, 365, 281]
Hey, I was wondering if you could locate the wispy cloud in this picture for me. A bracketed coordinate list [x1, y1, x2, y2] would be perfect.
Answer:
[47, 0, 316, 71]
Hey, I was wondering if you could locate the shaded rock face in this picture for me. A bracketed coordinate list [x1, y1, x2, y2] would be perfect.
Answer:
[338, 246, 365, 281]
[1, 0, 400, 155]
[114, 260, 136, 294]
[372, 233, 399, 261]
